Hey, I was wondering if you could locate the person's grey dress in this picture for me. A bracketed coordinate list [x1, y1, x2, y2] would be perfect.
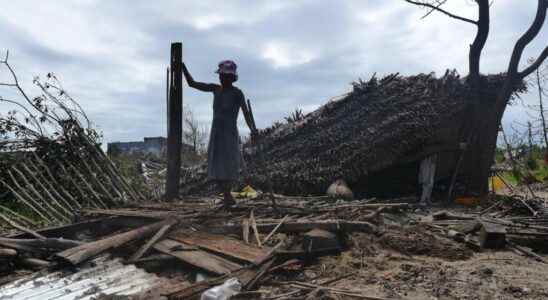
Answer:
[207, 87, 245, 181]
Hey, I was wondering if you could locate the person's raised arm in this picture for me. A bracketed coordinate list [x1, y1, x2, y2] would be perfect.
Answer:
[182, 63, 218, 92]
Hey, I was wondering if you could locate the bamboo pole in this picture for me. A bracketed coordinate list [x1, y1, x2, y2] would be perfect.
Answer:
[0, 212, 45, 239]
[0, 205, 37, 226]
[66, 140, 118, 206]
[89, 155, 125, 202]
[16, 164, 74, 217]
[11, 166, 71, 222]
[30, 153, 82, 209]
[56, 162, 94, 208]
[91, 142, 144, 201]
[0, 181, 47, 222]
[67, 162, 108, 209]
[21, 162, 78, 212]
[6, 171, 58, 222]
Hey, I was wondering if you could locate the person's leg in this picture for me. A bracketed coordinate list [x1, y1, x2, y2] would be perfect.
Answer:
[219, 180, 236, 206]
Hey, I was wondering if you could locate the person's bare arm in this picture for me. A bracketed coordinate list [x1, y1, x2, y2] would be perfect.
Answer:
[240, 97, 258, 140]
[182, 63, 218, 92]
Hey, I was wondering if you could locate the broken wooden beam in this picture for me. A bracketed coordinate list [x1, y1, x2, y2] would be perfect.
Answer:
[55, 218, 174, 265]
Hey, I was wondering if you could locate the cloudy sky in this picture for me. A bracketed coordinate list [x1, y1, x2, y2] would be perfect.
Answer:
[0, 0, 546, 144]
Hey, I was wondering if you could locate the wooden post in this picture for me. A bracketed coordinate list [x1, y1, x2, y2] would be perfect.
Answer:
[166, 42, 183, 200]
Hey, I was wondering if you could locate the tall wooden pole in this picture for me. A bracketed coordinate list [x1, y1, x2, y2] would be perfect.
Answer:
[166, 42, 183, 200]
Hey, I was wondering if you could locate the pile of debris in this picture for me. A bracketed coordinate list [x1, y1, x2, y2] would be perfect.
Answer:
[2, 191, 548, 299]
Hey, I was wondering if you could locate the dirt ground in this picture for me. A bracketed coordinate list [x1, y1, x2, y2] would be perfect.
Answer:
[262, 219, 548, 300]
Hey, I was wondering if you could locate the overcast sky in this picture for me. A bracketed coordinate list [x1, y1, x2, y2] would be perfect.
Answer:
[0, 0, 546, 144]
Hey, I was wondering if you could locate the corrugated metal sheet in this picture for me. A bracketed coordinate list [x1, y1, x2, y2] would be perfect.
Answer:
[0, 256, 166, 300]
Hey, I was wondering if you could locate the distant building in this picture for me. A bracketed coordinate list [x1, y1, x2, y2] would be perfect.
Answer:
[107, 137, 194, 157]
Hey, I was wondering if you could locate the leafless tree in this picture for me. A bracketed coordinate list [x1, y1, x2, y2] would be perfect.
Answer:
[405, 0, 547, 195]
[524, 58, 548, 156]
[183, 105, 208, 154]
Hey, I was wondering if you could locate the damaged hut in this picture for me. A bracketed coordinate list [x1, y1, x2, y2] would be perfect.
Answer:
[181, 71, 512, 198]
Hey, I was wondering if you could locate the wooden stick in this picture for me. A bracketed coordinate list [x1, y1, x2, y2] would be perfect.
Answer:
[245, 257, 275, 290]
[507, 241, 546, 263]
[0, 205, 37, 226]
[89, 155, 125, 201]
[0, 248, 17, 258]
[30, 153, 82, 209]
[67, 161, 108, 209]
[20, 163, 76, 213]
[250, 210, 262, 247]
[13, 164, 73, 219]
[67, 140, 118, 206]
[56, 162, 94, 208]
[89, 142, 143, 201]
[242, 218, 250, 244]
[0, 212, 45, 239]
[0, 178, 49, 222]
[129, 222, 174, 262]
[262, 215, 288, 245]
[19, 257, 51, 269]
[7, 169, 61, 221]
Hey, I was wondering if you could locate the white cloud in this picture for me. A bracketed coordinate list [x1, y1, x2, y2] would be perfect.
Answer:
[261, 41, 316, 68]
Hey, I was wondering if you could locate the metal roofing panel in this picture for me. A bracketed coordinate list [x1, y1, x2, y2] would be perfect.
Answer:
[0, 256, 165, 300]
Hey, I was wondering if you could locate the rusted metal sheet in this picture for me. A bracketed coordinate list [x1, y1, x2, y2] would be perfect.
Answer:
[0, 256, 165, 300]
[169, 230, 271, 264]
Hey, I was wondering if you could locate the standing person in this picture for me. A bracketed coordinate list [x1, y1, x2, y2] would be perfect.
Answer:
[182, 60, 257, 207]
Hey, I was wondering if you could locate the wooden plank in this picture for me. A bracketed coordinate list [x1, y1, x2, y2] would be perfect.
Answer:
[169, 230, 271, 265]
[154, 239, 241, 275]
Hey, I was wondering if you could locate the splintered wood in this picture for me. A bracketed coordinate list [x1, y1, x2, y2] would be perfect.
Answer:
[168, 230, 272, 265]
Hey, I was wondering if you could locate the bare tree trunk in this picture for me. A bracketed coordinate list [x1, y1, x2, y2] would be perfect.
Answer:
[468, 0, 490, 83]
[528, 122, 534, 154]
[535, 67, 548, 155]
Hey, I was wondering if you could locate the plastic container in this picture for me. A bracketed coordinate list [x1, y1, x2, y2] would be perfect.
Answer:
[200, 278, 241, 300]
